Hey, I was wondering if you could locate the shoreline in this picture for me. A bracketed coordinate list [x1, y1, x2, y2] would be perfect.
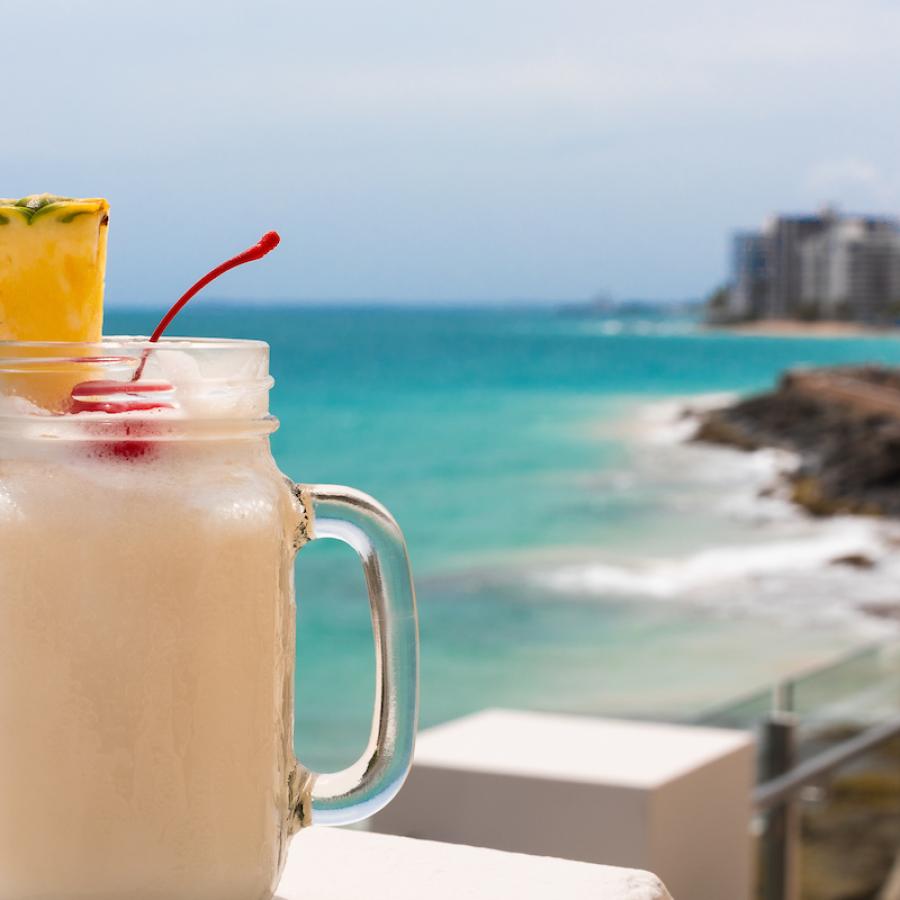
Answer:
[706, 319, 900, 338]
[511, 391, 900, 635]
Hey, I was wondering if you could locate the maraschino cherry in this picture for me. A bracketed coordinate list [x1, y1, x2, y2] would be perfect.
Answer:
[69, 231, 281, 414]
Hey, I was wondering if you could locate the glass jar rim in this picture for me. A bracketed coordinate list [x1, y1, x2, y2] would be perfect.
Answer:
[0, 335, 269, 354]
[0, 336, 276, 437]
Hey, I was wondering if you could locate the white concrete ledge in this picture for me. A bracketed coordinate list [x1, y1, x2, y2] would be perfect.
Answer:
[370, 709, 753, 900]
[276, 828, 673, 899]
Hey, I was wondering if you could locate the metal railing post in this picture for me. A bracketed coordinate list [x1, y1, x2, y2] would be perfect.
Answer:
[760, 713, 798, 900]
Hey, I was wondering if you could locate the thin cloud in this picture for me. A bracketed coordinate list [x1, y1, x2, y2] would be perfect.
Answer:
[806, 160, 899, 212]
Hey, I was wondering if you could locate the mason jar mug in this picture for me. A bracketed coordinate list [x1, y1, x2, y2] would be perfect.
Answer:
[0, 338, 419, 900]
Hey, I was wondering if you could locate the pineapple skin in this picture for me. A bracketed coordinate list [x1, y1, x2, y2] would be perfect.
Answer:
[0, 194, 109, 342]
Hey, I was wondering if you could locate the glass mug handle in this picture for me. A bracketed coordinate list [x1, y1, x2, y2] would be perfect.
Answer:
[288, 483, 419, 828]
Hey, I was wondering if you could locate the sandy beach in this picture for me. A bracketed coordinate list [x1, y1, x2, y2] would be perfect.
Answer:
[709, 320, 900, 338]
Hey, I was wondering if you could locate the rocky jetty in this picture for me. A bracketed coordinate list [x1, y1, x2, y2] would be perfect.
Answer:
[694, 365, 900, 517]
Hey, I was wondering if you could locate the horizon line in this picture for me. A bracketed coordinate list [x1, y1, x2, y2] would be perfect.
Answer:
[106, 296, 702, 310]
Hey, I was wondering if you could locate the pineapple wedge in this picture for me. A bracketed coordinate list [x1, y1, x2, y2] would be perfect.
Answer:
[0, 194, 108, 341]
[0, 194, 109, 410]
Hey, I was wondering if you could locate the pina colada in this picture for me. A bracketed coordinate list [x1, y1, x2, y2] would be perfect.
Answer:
[0, 417, 300, 900]
[0, 196, 419, 900]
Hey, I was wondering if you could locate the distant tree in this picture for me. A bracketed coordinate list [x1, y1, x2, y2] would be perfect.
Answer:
[704, 284, 732, 323]
[834, 301, 852, 321]
[797, 302, 821, 322]
[707, 284, 729, 310]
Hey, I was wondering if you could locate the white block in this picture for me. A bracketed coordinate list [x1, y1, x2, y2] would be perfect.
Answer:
[276, 827, 673, 899]
[370, 709, 755, 900]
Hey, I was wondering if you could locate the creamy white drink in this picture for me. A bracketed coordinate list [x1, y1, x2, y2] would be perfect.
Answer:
[0, 338, 418, 900]
[0, 436, 303, 900]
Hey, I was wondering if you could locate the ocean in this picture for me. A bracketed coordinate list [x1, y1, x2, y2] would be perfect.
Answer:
[108, 305, 900, 769]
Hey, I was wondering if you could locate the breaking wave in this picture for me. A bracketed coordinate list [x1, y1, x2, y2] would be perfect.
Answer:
[534, 394, 900, 633]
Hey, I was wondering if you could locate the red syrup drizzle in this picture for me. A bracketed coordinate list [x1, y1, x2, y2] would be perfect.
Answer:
[68, 231, 281, 458]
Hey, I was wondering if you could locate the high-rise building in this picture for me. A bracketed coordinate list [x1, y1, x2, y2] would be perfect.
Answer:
[728, 232, 768, 319]
[760, 214, 831, 318]
[802, 218, 900, 321]
[724, 211, 900, 322]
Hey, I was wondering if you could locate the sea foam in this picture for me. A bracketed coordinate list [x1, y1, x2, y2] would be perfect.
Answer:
[533, 394, 900, 634]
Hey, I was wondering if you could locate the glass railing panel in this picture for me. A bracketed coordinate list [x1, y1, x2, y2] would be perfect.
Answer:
[790, 644, 900, 764]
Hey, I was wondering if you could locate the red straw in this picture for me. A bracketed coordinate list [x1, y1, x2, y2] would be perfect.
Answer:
[131, 231, 281, 381]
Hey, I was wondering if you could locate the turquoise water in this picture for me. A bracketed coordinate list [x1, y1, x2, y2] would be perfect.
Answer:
[108, 307, 900, 767]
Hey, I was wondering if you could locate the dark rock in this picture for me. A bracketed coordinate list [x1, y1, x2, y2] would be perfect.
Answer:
[858, 602, 900, 621]
[692, 416, 763, 451]
[694, 365, 900, 518]
[830, 554, 877, 569]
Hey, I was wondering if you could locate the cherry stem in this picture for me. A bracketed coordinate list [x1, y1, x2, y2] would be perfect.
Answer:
[131, 231, 281, 381]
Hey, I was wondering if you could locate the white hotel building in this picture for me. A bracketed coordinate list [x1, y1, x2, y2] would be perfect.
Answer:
[724, 210, 900, 323]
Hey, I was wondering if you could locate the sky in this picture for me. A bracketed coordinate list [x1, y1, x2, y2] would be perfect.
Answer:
[3, 0, 900, 305]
